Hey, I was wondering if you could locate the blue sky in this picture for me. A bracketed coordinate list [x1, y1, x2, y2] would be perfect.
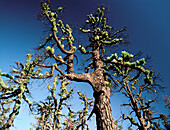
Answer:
[0, 0, 170, 129]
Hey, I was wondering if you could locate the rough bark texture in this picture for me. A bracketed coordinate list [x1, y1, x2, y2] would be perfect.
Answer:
[90, 70, 117, 130]
[93, 86, 117, 130]
[88, 48, 117, 130]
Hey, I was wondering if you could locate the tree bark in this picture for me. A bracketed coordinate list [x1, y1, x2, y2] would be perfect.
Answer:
[88, 47, 117, 130]
[93, 85, 117, 130]
[90, 69, 117, 129]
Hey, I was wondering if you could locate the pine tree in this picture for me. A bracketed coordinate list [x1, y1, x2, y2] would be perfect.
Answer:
[0, 1, 169, 129]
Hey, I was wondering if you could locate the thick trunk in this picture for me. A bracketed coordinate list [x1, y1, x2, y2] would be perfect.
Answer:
[89, 47, 117, 130]
[93, 86, 117, 130]
[90, 71, 117, 129]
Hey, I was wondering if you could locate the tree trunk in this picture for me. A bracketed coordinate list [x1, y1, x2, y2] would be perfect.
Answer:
[89, 48, 117, 130]
[93, 85, 117, 130]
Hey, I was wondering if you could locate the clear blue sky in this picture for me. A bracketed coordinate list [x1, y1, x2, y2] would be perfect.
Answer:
[0, 0, 170, 129]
